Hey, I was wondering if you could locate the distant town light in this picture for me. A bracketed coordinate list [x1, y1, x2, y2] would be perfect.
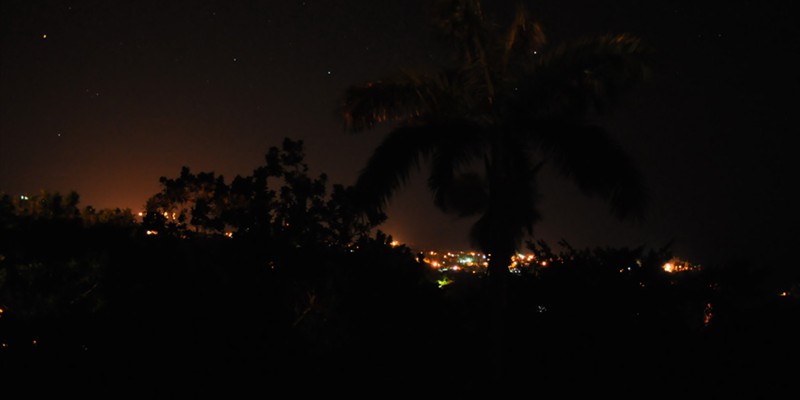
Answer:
[423, 249, 540, 272]
[662, 258, 697, 273]
[146, 230, 158, 235]
[437, 277, 453, 288]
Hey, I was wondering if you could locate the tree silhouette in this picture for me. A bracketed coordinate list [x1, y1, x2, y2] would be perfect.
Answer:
[146, 138, 380, 246]
[146, 167, 227, 234]
[340, 0, 649, 378]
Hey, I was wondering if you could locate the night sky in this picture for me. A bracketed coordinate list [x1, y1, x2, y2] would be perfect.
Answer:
[2, 0, 797, 266]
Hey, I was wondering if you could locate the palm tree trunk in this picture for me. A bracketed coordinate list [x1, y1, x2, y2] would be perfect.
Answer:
[487, 247, 511, 382]
[484, 131, 513, 382]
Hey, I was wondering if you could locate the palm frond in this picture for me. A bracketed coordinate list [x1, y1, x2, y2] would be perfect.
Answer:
[431, 0, 488, 63]
[425, 118, 489, 210]
[501, 5, 546, 71]
[430, 68, 493, 116]
[340, 73, 430, 132]
[354, 122, 444, 217]
[518, 34, 649, 119]
[433, 172, 489, 217]
[470, 146, 543, 254]
[342, 70, 487, 132]
[535, 122, 647, 220]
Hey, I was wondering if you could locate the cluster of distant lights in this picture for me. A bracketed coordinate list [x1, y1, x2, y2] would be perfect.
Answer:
[661, 259, 698, 273]
[423, 250, 488, 272]
[425, 250, 675, 311]
[420, 249, 702, 276]
[421, 250, 544, 274]
[414, 248, 729, 327]
[406, 241, 716, 307]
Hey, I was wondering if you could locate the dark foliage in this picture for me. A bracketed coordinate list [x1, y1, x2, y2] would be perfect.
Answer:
[1, 139, 796, 391]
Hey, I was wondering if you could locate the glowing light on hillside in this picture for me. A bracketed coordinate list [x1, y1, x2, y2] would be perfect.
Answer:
[437, 277, 453, 288]
[224, 232, 233, 238]
[703, 303, 713, 326]
[390, 240, 400, 247]
[146, 230, 158, 235]
[662, 258, 696, 273]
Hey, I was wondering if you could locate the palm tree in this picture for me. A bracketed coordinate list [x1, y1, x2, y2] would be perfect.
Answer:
[340, 0, 649, 378]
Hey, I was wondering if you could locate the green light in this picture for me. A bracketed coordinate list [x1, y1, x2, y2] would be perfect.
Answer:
[437, 276, 453, 288]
